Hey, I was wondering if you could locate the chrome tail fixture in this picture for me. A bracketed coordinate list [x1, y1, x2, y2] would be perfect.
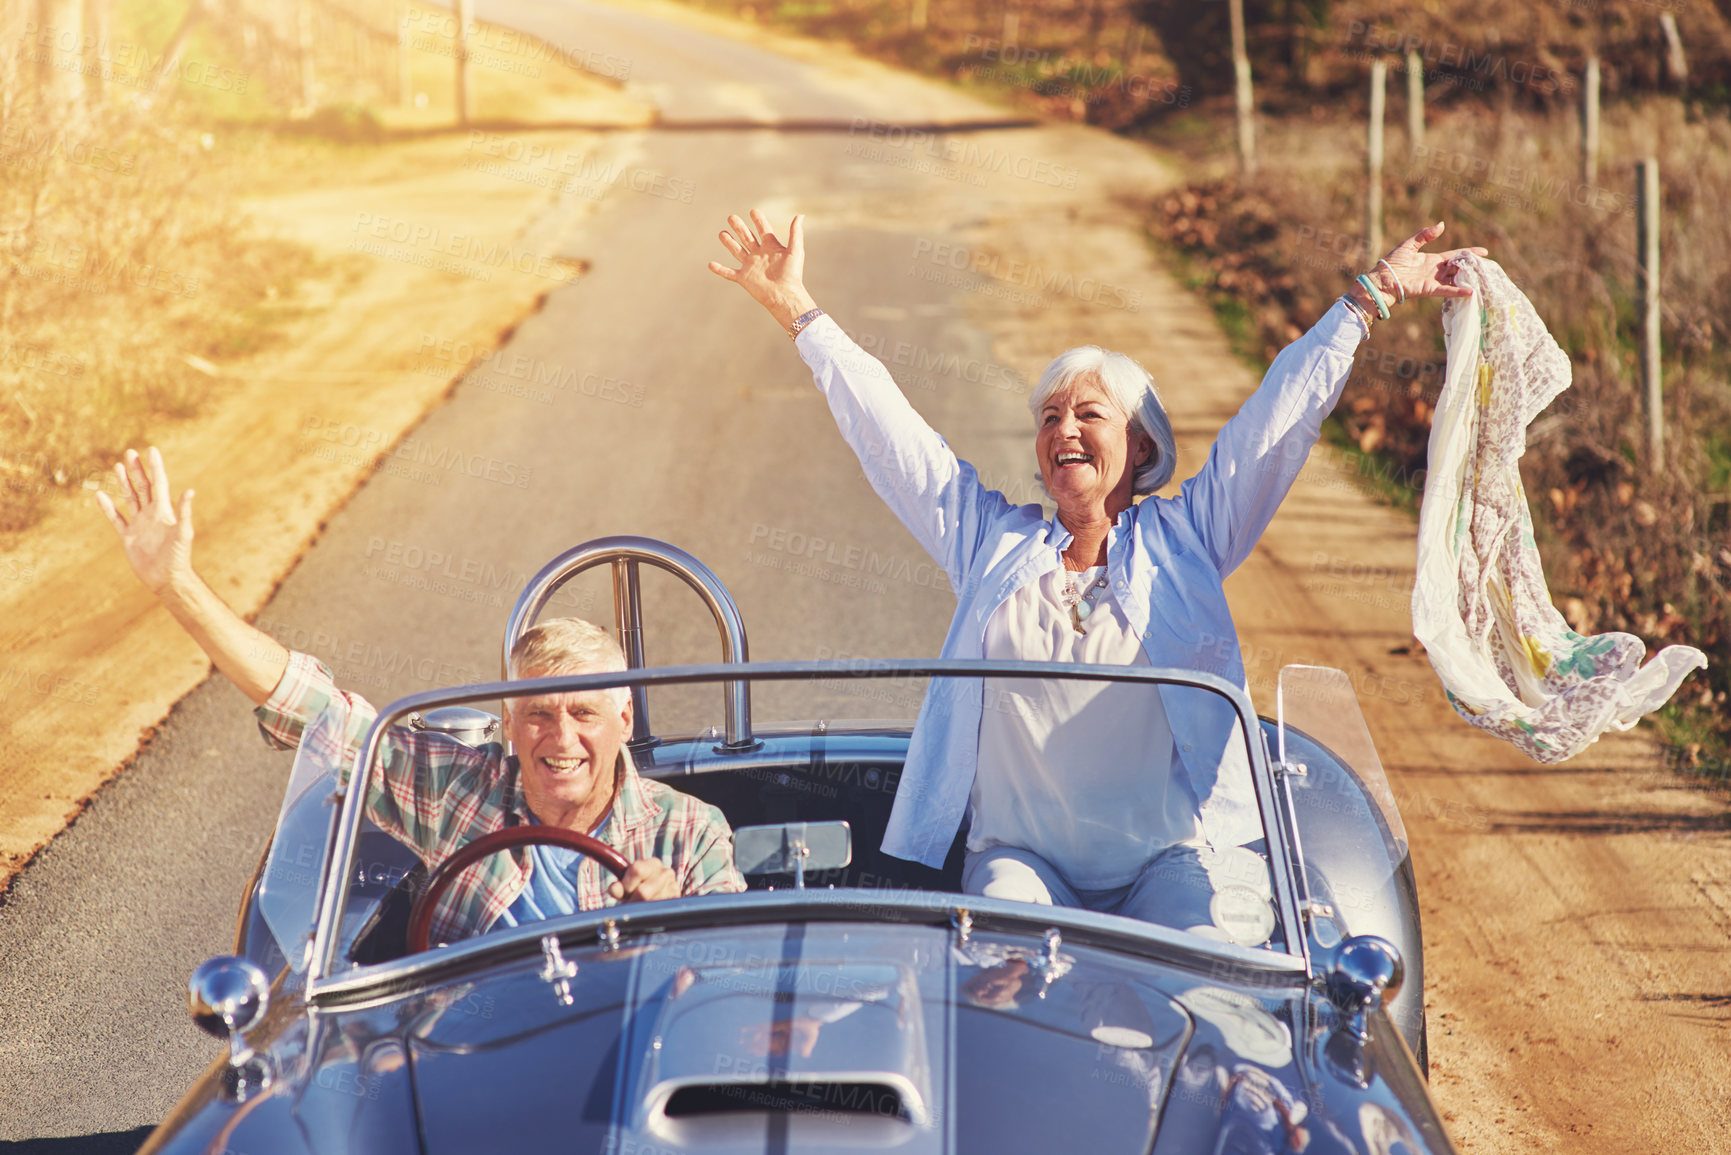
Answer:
[407, 705, 501, 748]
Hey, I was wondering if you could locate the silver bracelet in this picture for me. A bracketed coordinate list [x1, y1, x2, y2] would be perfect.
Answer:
[1375, 258, 1406, 303]
[1338, 294, 1373, 332]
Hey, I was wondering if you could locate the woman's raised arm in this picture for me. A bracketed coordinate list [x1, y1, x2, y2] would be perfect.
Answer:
[707, 210, 821, 333]
[708, 210, 1014, 585]
[1180, 222, 1488, 577]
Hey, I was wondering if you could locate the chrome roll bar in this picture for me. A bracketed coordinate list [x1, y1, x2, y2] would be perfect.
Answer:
[501, 536, 756, 750]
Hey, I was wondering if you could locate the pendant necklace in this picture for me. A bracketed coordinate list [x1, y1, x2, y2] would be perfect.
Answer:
[1062, 564, 1109, 634]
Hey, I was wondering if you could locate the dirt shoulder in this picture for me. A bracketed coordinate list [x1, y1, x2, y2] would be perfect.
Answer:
[0, 83, 652, 887]
[935, 122, 1729, 1151]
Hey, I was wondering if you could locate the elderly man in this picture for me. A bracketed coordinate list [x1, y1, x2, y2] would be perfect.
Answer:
[98, 447, 744, 944]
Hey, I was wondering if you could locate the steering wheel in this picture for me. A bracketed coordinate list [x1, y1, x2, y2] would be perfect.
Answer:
[406, 825, 632, 953]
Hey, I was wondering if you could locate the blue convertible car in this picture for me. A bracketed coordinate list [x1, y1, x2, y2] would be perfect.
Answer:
[147, 537, 1451, 1155]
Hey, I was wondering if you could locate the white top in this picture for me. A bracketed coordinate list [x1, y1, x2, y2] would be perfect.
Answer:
[971, 564, 1202, 889]
[792, 303, 1366, 867]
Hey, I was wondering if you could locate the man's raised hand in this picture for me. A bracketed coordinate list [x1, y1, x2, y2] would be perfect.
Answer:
[93, 446, 288, 704]
[96, 447, 195, 596]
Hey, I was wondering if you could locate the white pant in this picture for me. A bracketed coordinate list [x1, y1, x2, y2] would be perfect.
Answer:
[961, 843, 1274, 943]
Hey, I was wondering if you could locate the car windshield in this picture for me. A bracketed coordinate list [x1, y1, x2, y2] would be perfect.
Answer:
[274, 662, 1296, 983]
[1276, 665, 1411, 942]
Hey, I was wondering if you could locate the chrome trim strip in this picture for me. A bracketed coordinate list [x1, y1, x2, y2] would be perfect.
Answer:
[309, 659, 1305, 986]
[308, 888, 1308, 1005]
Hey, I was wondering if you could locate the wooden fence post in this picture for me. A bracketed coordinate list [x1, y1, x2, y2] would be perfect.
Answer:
[397, 1, 411, 107]
[1229, 0, 1255, 174]
[147, 0, 207, 102]
[1123, 22, 1144, 70]
[1637, 158, 1663, 468]
[82, 0, 108, 109]
[1405, 49, 1423, 153]
[1581, 55, 1600, 186]
[37, 0, 85, 111]
[1659, 13, 1687, 92]
[1368, 58, 1385, 262]
[454, 0, 472, 125]
[296, 0, 315, 113]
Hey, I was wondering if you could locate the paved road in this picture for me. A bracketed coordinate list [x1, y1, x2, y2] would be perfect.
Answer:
[491, 0, 986, 124]
[7, 6, 1727, 1150]
[0, 1, 1034, 1143]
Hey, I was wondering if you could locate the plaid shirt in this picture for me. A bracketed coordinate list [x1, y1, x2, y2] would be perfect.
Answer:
[255, 651, 745, 945]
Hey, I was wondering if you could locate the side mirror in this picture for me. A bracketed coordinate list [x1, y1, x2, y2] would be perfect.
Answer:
[733, 821, 852, 888]
[190, 956, 270, 1063]
[1324, 935, 1403, 1043]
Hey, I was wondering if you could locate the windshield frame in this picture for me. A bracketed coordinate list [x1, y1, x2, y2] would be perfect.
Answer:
[305, 660, 1303, 996]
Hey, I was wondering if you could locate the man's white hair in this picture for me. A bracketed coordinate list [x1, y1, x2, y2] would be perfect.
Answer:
[508, 617, 628, 705]
[1028, 346, 1178, 496]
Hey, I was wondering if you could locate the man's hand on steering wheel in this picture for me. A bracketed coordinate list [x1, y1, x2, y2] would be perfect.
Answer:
[609, 858, 679, 904]
[409, 826, 647, 953]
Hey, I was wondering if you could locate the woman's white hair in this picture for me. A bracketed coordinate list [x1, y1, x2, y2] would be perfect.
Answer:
[508, 617, 628, 705]
[1028, 346, 1177, 496]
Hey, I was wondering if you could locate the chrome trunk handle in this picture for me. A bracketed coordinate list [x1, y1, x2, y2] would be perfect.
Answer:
[502, 536, 756, 750]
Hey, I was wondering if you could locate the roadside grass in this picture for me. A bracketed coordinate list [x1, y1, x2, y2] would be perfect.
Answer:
[0, 0, 636, 536]
[1146, 98, 1731, 780]
[0, 102, 319, 532]
[1146, 230, 1264, 368]
[688, 0, 1191, 126]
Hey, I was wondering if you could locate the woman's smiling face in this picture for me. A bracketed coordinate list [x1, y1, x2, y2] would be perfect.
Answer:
[1035, 375, 1152, 518]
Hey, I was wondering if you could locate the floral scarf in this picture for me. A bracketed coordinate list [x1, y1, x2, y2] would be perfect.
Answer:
[1412, 255, 1707, 762]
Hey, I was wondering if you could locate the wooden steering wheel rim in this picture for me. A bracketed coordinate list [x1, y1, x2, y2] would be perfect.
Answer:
[406, 825, 632, 953]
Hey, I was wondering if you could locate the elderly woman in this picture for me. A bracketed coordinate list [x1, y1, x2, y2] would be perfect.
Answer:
[710, 211, 1483, 940]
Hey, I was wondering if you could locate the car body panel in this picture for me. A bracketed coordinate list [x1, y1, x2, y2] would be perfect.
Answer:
[151, 905, 1451, 1154]
[149, 911, 1447, 1155]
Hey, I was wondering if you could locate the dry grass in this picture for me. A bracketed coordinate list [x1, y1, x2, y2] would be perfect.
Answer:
[686, 0, 1192, 127]
[0, 98, 317, 533]
[1150, 96, 1731, 768]
[0, 0, 638, 535]
[682, 0, 1731, 128]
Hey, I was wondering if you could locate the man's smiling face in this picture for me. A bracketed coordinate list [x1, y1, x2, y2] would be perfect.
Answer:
[505, 670, 632, 829]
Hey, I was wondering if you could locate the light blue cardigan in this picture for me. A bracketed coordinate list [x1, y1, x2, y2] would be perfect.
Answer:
[794, 302, 1367, 868]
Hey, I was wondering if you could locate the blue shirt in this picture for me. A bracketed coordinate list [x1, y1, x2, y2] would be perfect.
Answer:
[793, 304, 1366, 867]
[494, 810, 613, 929]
